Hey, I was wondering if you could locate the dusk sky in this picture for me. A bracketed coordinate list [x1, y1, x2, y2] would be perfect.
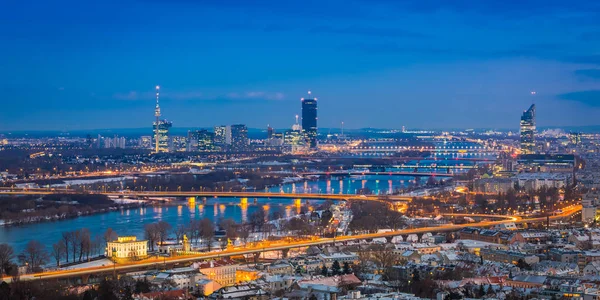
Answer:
[2, 0, 600, 131]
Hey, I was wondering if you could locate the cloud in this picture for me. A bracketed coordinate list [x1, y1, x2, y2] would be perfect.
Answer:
[113, 91, 139, 100]
[560, 55, 600, 65]
[309, 25, 426, 38]
[113, 90, 284, 102]
[557, 90, 600, 107]
[574, 69, 600, 80]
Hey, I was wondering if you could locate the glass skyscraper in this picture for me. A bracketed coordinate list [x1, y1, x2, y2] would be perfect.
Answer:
[153, 120, 172, 153]
[230, 124, 249, 152]
[520, 104, 536, 154]
[301, 94, 318, 148]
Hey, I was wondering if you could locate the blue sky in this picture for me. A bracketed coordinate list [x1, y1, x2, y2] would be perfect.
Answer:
[2, 0, 600, 131]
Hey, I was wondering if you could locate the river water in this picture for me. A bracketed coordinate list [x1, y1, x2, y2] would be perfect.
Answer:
[0, 174, 454, 253]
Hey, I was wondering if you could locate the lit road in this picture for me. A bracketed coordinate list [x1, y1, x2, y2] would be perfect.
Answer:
[2, 205, 580, 282]
[300, 171, 454, 177]
[0, 189, 414, 202]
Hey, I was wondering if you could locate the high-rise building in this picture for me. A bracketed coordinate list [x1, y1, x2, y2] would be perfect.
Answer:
[301, 91, 318, 148]
[188, 130, 215, 152]
[152, 85, 172, 153]
[214, 125, 228, 151]
[153, 120, 172, 153]
[267, 125, 274, 139]
[230, 124, 249, 152]
[520, 104, 536, 154]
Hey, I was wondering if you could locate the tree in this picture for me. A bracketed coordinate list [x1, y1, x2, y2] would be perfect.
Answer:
[61, 231, 72, 263]
[0, 244, 14, 277]
[238, 225, 250, 246]
[516, 258, 532, 270]
[156, 221, 172, 245]
[219, 218, 238, 240]
[103, 228, 118, 243]
[321, 265, 328, 276]
[295, 265, 303, 274]
[321, 210, 333, 226]
[477, 284, 485, 298]
[51, 242, 66, 267]
[144, 223, 160, 252]
[174, 224, 186, 243]
[200, 218, 215, 251]
[22, 240, 48, 272]
[98, 278, 118, 300]
[331, 260, 341, 276]
[249, 209, 266, 231]
[134, 277, 152, 293]
[343, 261, 352, 274]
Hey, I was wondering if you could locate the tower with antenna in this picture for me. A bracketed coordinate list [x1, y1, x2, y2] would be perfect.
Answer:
[154, 85, 161, 153]
[153, 85, 172, 153]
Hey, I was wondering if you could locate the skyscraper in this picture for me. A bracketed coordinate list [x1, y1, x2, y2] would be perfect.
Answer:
[301, 91, 318, 148]
[153, 85, 172, 153]
[230, 124, 249, 152]
[153, 120, 172, 152]
[520, 104, 536, 154]
[214, 125, 228, 151]
[187, 130, 215, 152]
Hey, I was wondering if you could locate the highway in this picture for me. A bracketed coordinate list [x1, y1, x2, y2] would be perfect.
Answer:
[3, 205, 581, 282]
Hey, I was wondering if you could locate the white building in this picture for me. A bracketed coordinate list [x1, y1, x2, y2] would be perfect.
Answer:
[107, 236, 148, 259]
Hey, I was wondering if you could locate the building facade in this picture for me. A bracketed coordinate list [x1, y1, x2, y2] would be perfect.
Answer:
[520, 104, 536, 154]
[107, 236, 148, 259]
[301, 93, 318, 149]
[153, 120, 172, 153]
[230, 124, 248, 152]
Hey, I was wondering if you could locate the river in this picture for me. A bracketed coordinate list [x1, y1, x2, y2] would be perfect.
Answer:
[1, 175, 431, 253]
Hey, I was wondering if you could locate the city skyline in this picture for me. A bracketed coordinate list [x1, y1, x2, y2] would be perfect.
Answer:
[2, 0, 600, 131]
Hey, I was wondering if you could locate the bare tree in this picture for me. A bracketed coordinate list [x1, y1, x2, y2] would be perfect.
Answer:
[199, 218, 215, 251]
[104, 228, 118, 244]
[188, 219, 202, 244]
[61, 231, 72, 263]
[51, 242, 65, 267]
[22, 240, 48, 273]
[156, 221, 172, 245]
[0, 244, 14, 277]
[219, 218, 238, 240]
[174, 224, 186, 243]
[238, 225, 250, 246]
[144, 223, 160, 252]
[78, 228, 91, 261]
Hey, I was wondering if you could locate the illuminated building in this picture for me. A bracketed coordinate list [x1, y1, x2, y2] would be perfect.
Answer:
[267, 125, 274, 139]
[214, 125, 228, 150]
[107, 236, 148, 259]
[139, 136, 152, 149]
[153, 119, 172, 153]
[301, 91, 318, 148]
[187, 130, 215, 152]
[230, 124, 248, 152]
[153, 85, 172, 153]
[520, 104, 535, 154]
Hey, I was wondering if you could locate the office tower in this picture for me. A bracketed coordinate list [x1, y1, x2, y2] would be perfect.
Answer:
[301, 91, 318, 148]
[139, 136, 152, 149]
[214, 125, 227, 144]
[230, 124, 249, 152]
[267, 125, 274, 139]
[520, 104, 536, 154]
[153, 120, 172, 153]
[188, 130, 215, 152]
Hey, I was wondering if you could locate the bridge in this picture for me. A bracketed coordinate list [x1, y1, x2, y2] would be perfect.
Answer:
[300, 171, 454, 177]
[0, 189, 415, 202]
[4, 205, 580, 283]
